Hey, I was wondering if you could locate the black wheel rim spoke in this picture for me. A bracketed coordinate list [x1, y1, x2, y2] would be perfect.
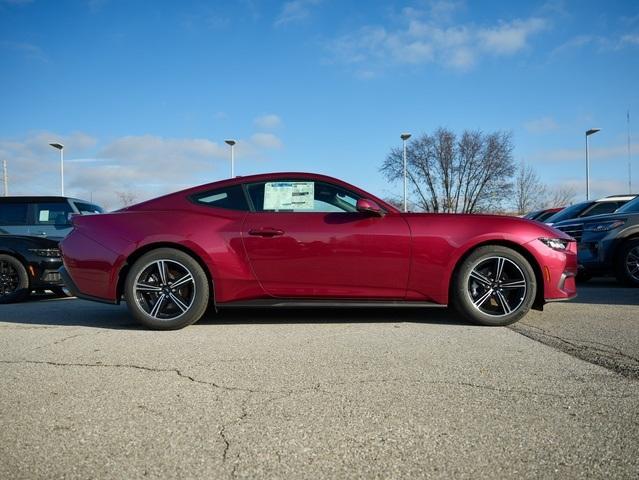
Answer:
[627, 247, 639, 281]
[468, 256, 527, 317]
[134, 260, 196, 320]
[0, 260, 20, 296]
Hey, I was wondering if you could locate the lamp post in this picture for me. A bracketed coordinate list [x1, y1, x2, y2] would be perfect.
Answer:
[49, 143, 64, 196]
[400, 133, 412, 212]
[585, 128, 600, 200]
[224, 139, 236, 178]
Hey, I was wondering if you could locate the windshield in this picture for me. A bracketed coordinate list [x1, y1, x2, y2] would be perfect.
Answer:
[615, 196, 639, 213]
[544, 201, 592, 223]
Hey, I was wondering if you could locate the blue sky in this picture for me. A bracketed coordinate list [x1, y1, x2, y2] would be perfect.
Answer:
[1, 0, 638, 209]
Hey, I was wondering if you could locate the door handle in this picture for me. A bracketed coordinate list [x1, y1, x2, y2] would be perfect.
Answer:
[248, 228, 285, 237]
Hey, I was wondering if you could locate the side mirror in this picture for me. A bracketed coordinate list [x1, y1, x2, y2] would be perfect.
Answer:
[356, 198, 384, 216]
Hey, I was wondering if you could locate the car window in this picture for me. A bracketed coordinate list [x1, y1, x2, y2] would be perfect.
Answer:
[192, 184, 249, 211]
[545, 201, 592, 223]
[246, 180, 361, 213]
[34, 202, 73, 225]
[616, 197, 639, 213]
[582, 202, 621, 217]
[0, 202, 29, 225]
[73, 201, 104, 214]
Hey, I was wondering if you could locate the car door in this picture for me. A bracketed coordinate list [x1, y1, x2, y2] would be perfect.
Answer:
[242, 179, 411, 299]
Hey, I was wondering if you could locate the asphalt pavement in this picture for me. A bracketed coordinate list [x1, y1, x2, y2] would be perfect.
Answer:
[0, 282, 638, 479]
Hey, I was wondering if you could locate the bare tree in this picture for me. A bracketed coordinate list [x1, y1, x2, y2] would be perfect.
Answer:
[381, 128, 515, 213]
[544, 185, 576, 208]
[115, 191, 138, 207]
[514, 162, 547, 215]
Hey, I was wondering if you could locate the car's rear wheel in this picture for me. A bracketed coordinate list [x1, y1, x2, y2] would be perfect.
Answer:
[614, 239, 639, 287]
[0, 254, 30, 304]
[124, 248, 210, 330]
[452, 246, 536, 326]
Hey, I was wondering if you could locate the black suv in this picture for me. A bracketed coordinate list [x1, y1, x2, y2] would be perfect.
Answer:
[554, 197, 639, 286]
[0, 196, 103, 239]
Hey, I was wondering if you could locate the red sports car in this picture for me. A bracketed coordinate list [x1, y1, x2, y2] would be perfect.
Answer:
[59, 172, 577, 330]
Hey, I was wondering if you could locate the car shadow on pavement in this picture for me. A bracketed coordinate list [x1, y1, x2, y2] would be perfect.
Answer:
[199, 306, 469, 327]
[2, 295, 470, 329]
[572, 278, 639, 306]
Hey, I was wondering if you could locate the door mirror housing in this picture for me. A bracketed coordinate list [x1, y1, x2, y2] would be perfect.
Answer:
[356, 198, 384, 216]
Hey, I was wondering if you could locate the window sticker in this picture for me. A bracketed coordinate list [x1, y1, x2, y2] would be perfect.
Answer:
[264, 182, 314, 210]
[39, 210, 50, 222]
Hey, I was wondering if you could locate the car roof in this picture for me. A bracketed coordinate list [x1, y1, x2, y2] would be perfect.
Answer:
[0, 196, 85, 203]
[125, 172, 400, 214]
[595, 194, 637, 202]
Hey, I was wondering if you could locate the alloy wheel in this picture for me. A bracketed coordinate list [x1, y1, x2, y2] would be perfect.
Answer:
[626, 246, 639, 281]
[467, 256, 527, 317]
[133, 259, 196, 320]
[0, 260, 20, 297]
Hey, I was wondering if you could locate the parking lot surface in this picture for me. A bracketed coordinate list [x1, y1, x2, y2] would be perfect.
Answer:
[1, 282, 638, 479]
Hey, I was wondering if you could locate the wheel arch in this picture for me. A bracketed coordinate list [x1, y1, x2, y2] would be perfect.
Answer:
[448, 239, 545, 311]
[116, 242, 215, 306]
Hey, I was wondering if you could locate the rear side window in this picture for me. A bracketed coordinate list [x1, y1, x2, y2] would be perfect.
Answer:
[192, 185, 249, 211]
[583, 202, 621, 217]
[0, 203, 28, 225]
[73, 202, 104, 214]
[34, 202, 73, 225]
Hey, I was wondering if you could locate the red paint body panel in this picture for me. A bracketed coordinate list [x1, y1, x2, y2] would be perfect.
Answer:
[60, 172, 577, 307]
[242, 211, 410, 298]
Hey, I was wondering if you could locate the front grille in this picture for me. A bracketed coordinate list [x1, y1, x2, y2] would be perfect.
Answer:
[556, 223, 583, 242]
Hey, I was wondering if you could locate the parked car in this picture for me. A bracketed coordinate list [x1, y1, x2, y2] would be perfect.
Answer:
[554, 196, 639, 286]
[544, 195, 636, 226]
[60, 172, 577, 330]
[524, 207, 563, 222]
[0, 196, 104, 239]
[0, 234, 67, 303]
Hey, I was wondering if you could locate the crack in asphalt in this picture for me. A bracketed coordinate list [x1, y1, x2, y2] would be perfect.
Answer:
[511, 323, 639, 380]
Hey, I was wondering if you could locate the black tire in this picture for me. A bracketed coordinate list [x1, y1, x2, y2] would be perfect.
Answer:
[452, 245, 537, 326]
[575, 271, 592, 283]
[614, 239, 639, 287]
[0, 254, 31, 304]
[124, 248, 210, 330]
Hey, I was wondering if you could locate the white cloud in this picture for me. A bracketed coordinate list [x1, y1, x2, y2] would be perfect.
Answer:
[477, 18, 546, 55]
[250, 133, 283, 149]
[327, 8, 548, 73]
[274, 0, 323, 27]
[0, 131, 284, 209]
[254, 114, 282, 129]
[532, 142, 639, 163]
[524, 116, 560, 134]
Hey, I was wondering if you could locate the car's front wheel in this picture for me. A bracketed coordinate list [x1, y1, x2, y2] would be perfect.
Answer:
[452, 246, 537, 326]
[614, 239, 639, 287]
[0, 254, 30, 304]
[124, 248, 210, 330]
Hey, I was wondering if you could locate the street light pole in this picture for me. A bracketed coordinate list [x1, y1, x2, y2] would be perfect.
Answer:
[400, 133, 411, 212]
[49, 143, 65, 196]
[585, 129, 600, 200]
[224, 139, 236, 178]
[2, 159, 8, 196]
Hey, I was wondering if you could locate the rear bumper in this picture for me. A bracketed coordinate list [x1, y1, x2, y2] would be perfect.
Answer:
[59, 266, 118, 304]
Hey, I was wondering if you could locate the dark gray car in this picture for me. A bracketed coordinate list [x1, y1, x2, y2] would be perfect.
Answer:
[0, 196, 103, 240]
[554, 196, 639, 286]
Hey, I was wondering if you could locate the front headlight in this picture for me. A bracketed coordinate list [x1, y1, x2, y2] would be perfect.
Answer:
[539, 238, 570, 251]
[583, 220, 625, 232]
[28, 248, 61, 258]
